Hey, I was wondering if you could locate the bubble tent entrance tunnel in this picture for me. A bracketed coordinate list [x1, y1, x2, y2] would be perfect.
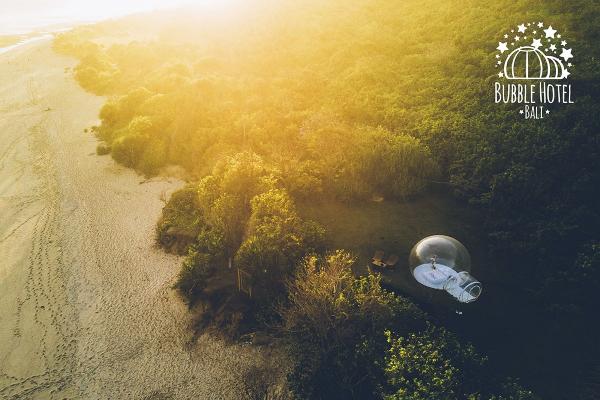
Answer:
[409, 235, 482, 303]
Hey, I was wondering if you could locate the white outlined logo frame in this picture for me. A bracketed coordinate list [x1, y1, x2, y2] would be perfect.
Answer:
[495, 22, 574, 80]
[494, 21, 574, 118]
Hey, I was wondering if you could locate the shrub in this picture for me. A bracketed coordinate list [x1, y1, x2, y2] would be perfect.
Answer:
[111, 134, 148, 168]
[96, 143, 111, 155]
[175, 248, 215, 301]
[280, 251, 425, 399]
[235, 189, 325, 303]
[156, 185, 202, 251]
[138, 141, 167, 176]
[383, 326, 536, 400]
[383, 326, 485, 400]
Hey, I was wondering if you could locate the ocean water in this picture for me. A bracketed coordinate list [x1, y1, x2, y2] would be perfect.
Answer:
[0, 15, 87, 35]
[0, 16, 81, 55]
[0, 13, 107, 55]
[0, 1, 192, 54]
[0, 0, 193, 36]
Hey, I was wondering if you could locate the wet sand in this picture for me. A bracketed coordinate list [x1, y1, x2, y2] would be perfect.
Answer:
[0, 40, 271, 399]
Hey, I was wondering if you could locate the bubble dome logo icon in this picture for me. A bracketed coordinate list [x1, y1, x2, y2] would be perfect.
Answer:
[504, 46, 565, 79]
[495, 22, 574, 80]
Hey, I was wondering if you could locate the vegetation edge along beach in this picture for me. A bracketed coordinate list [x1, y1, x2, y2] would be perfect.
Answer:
[43, 0, 600, 398]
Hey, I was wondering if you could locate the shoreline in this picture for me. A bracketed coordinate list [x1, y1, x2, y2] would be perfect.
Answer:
[0, 39, 276, 399]
[0, 34, 54, 55]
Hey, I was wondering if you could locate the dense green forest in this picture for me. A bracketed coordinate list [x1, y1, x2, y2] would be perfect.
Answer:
[54, 0, 600, 398]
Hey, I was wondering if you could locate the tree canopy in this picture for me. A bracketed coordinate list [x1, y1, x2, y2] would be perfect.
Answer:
[53, 0, 600, 398]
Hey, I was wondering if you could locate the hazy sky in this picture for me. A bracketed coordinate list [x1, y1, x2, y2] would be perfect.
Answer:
[0, 0, 207, 33]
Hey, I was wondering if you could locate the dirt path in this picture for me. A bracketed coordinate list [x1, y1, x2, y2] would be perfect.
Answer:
[0, 40, 271, 400]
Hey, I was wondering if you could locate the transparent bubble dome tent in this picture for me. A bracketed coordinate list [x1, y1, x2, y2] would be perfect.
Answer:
[409, 235, 482, 303]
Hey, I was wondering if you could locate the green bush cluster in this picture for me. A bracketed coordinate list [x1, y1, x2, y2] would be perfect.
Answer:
[54, 5, 442, 196]
[169, 153, 324, 311]
[280, 251, 534, 399]
[54, 0, 600, 397]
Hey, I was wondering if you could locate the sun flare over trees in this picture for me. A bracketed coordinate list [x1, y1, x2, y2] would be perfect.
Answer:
[1, 0, 597, 398]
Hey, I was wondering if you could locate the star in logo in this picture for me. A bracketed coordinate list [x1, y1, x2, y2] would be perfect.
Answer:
[545, 109, 550, 114]
[544, 25, 557, 38]
[560, 48, 573, 61]
[494, 22, 574, 84]
[519, 109, 524, 114]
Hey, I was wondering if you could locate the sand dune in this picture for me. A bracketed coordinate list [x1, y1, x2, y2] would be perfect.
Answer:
[0, 39, 275, 399]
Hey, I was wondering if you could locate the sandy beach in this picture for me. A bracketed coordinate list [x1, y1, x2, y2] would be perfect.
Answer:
[0, 39, 272, 399]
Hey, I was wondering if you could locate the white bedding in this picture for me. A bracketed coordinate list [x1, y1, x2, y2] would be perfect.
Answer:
[412, 263, 457, 289]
